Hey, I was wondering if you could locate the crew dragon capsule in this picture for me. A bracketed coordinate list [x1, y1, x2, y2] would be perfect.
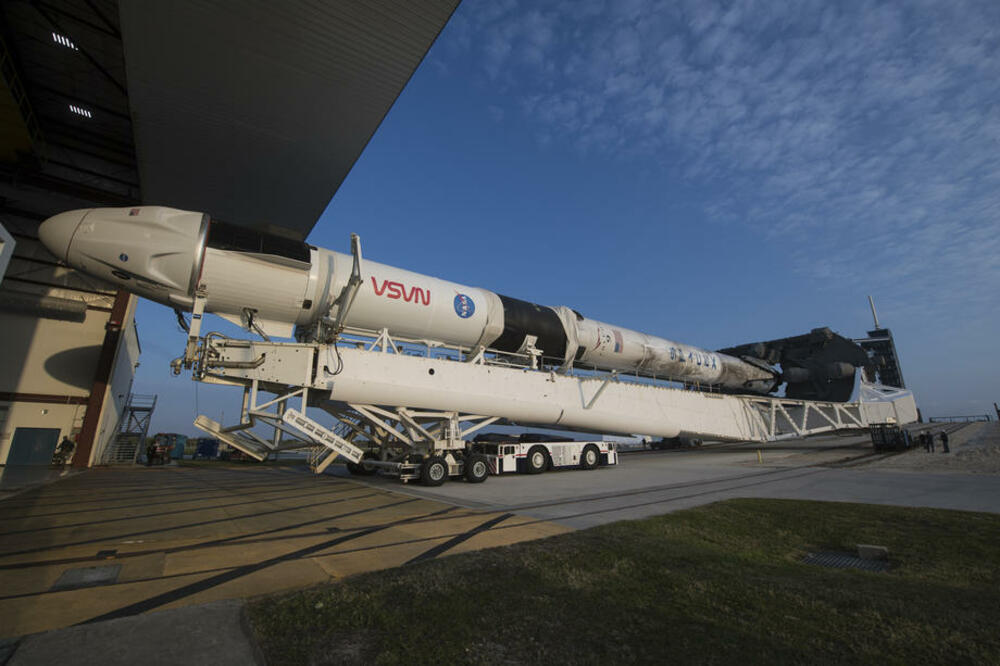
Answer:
[39, 206, 779, 393]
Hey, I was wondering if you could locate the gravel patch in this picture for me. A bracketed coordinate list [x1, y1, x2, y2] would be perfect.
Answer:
[862, 422, 1000, 474]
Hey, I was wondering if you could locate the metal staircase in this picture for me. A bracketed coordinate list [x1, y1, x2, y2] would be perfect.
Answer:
[104, 394, 157, 464]
[307, 418, 362, 472]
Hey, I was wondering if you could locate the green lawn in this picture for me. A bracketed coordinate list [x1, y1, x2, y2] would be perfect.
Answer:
[248, 499, 1000, 664]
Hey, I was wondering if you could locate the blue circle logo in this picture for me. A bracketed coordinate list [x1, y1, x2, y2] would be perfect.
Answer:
[454, 293, 475, 318]
[119, 253, 128, 262]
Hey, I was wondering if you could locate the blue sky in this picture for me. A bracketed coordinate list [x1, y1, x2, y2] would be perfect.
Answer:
[135, 0, 1000, 434]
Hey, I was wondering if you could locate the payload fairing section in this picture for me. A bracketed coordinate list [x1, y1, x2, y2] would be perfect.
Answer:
[39, 206, 795, 394]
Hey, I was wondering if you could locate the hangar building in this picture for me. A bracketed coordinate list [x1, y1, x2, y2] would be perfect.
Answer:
[0, 0, 458, 466]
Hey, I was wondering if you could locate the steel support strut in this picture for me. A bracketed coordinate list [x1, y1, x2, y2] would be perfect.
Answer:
[188, 328, 917, 474]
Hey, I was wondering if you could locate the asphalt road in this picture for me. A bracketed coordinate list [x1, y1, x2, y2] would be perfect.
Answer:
[329, 427, 1000, 528]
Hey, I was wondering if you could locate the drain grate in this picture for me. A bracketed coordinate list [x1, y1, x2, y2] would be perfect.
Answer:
[51, 564, 122, 591]
[802, 551, 889, 572]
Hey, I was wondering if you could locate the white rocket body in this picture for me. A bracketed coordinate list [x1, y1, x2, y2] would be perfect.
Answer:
[39, 206, 777, 393]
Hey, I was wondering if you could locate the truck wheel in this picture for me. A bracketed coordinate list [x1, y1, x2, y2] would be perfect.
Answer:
[351, 451, 378, 476]
[580, 444, 600, 470]
[421, 456, 448, 486]
[464, 454, 489, 483]
[525, 446, 548, 474]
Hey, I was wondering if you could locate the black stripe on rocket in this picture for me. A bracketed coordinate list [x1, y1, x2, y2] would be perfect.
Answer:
[490, 295, 568, 359]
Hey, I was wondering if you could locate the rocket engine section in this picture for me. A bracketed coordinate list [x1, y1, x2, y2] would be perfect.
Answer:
[719, 328, 872, 402]
[39, 206, 789, 395]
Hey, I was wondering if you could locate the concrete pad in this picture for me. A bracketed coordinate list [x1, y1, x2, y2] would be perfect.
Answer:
[0, 572, 214, 637]
[116, 551, 166, 584]
[8, 600, 261, 666]
[0, 465, 570, 638]
[161, 535, 327, 577]
[0, 467, 83, 500]
[313, 535, 448, 578]
[389, 511, 509, 541]
[0, 564, 66, 597]
[7, 429, 991, 645]
[447, 519, 572, 555]
[158, 559, 332, 611]
[329, 426, 1000, 529]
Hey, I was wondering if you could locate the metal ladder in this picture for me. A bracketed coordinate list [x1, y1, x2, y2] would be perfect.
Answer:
[104, 394, 158, 463]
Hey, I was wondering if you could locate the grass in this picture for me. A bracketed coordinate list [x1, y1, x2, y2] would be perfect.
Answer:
[248, 499, 1000, 664]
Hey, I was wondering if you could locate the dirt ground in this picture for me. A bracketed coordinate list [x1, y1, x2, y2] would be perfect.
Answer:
[864, 422, 1000, 474]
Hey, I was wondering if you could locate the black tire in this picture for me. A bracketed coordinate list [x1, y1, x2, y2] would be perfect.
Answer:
[524, 446, 548, 474]
[347, 451, 378, 475]
[420, 456, 449, 486]
[358, 451, 379, 475]
[463, 454, 489, 483]
[580, 444, 600, 470]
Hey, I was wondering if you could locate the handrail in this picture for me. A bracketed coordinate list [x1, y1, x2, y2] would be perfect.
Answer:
[329, 329, 722, 394]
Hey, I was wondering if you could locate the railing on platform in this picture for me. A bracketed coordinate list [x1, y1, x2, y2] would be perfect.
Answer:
[337, 328, 723, 394]
[104, 393, 158, 464]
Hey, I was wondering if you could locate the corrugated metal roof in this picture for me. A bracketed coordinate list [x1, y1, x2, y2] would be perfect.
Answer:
[118, 0, 459, 239]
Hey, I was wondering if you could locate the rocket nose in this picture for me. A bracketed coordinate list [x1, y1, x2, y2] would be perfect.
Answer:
[39, 209, 88, 262]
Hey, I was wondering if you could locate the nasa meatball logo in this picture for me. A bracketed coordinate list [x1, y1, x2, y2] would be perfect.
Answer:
[453, 293, 475, 319]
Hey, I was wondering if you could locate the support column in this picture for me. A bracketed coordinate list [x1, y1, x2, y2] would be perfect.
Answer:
[73, 290, 131, 468]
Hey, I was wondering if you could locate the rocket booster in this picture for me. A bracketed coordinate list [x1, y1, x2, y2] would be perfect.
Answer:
[38, 206, 778, 394]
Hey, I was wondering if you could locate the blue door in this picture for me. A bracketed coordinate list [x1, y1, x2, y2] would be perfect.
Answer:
[6, 428, 61, 465]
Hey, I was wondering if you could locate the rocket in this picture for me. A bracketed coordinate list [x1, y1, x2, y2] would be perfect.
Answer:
[39, 206, 780, 394]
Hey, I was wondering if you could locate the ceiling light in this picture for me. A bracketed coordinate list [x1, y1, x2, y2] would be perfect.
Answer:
[52, 32, 79, 50]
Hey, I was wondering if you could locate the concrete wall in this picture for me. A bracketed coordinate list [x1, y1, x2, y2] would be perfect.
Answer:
[0, 219, 139, 466]
[0, 309, 105, 398]
[0, 402, 86, 463]
[0, 306, 103, 463]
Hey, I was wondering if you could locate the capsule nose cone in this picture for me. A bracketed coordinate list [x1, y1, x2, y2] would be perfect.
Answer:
[39, 209, 88, 262]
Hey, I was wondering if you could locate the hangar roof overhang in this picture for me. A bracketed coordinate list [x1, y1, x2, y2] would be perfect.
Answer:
[119, 0, 460, 239]
[1, 0, 460, 238]
[1, 0, 140, 215]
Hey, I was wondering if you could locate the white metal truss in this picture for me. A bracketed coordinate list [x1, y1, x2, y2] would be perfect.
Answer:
[744, 396, 866, 440]
[189, 330, 918, 473]
[192, 383, 366, 466]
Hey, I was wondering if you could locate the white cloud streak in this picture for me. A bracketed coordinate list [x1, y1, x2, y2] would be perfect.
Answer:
[453, 0, 1000, 321]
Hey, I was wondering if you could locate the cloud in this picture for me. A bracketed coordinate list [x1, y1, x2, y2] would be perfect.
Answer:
[454, 0, 1000, 326]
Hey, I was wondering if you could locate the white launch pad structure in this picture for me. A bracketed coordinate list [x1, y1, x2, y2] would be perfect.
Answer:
[186, 325, 916, 484]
